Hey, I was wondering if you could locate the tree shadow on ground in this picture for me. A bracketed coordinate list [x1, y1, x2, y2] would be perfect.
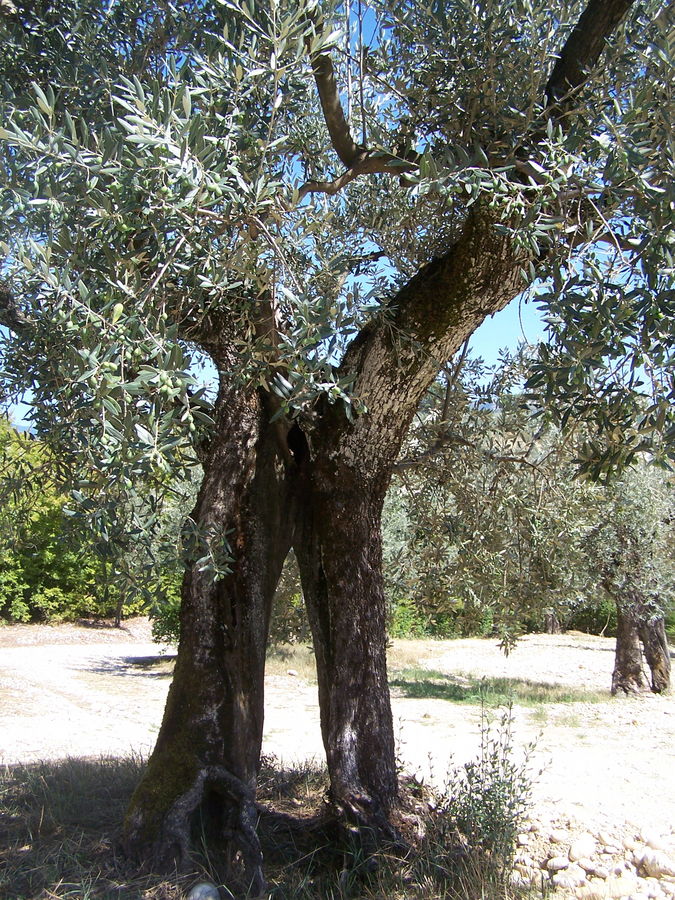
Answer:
[0, 755, 420, 900]
[389, 670, 608, 705]
[84, 654, 176, 678]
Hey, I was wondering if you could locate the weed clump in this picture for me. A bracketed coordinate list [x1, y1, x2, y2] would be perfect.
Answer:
[431, 702, 536, 876]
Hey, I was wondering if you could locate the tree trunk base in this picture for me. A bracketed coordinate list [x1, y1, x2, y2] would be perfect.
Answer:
[611, 672, 649, 696]
[639, 617, 671, 694]
[330, 788, 407, 861]
[125, 766, 266, 897]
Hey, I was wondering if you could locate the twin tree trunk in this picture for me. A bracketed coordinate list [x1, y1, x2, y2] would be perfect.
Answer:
[124, 396, 401, 888]
[123, 209, 528, 889]
[612, 601, 671, 696]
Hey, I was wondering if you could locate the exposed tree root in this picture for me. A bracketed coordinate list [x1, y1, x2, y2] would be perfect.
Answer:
[330, 788, 408, 863]
[127, 766, 266, 898]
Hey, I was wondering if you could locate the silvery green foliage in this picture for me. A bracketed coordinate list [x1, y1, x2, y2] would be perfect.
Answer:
[384, 350, 674, 645]
[0, 0, 672, 554]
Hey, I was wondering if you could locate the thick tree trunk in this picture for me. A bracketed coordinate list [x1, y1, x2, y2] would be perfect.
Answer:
[612, 604, 649, 695]
[123, 387, 291, 893]
[294, 454, 398, 835]
[287, 210, 525, 836]
[639, 615, 671, 694]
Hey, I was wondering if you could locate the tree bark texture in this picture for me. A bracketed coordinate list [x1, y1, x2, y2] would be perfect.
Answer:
[639, 615, 671, 694]
[123, 382, 294, 894]
[612, 604, 649, 695]
[294, 451, 398, 831]
[123, 209, 529, 879]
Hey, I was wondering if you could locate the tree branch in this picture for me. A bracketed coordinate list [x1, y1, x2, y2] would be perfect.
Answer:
[298, 152, 415, 200]
[0, 283, 29, 334]
[394, 430, 546, 473]
[545, 0, 635, 110]
[303, 14, 419, 201]
[308, 29, 364, 168]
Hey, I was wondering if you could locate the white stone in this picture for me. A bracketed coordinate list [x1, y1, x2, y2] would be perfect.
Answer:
[517, 832, 530, 846]
[548, 855, 571, 871]
[568, 865, 588, 884]
[510, 871, 530, 888]
[604, 874, 640, 898]
[641, 831, 668, 851]
[577, 887, 609, 900]
[599, 832, 617, 847]
[552, 871, 582, 890]
[551, 828, 569, 843]
[188, 884, 220, 900]
[571, 835, 598, 862]
[578, 859, 610, 878]
[286, 668, 299, 677]
[640, 850, 675, 878]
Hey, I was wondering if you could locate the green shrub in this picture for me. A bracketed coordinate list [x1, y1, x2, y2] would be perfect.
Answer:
[269, 590, 312, 645]
[389, 596, 429, 638]
[0, 559, 30, 622]
[566, 596, 617, 636]
[150, 573, 182, 645]
[436, 700, 535, 873]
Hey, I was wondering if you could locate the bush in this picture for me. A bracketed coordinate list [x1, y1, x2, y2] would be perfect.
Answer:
[150, 573, 182, 645]
[389, 596, 430, 638]
[566, 596, 617, 636]
[435, 700, 535, 873]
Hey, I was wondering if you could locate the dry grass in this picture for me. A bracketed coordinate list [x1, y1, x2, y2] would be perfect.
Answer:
[0, 754, 543, 900]
[265, 644, 317, 681]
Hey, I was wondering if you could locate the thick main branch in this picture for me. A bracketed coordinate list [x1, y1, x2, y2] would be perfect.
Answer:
[546, 0, 635, 109]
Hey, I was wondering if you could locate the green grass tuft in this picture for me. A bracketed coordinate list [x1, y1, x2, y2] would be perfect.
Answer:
[389, 669, 607, 705]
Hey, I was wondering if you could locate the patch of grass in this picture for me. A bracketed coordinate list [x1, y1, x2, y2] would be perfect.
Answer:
[1, 752, 542, 900]
[529, 706, 548, 726]
[387, 639, 438, 671]
[0, 755, 195, 899]
[389, 669, 606, 705]
[266, 644, 317, 682]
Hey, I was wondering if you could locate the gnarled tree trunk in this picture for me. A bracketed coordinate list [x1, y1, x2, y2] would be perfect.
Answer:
[294, 453, 398, 833]
[612, 604, 648, 695]
[123, 385, 292, 894]
[639, 615, 671, 694]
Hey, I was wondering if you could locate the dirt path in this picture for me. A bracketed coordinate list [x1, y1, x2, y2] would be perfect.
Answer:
[1, 623, 674, 842]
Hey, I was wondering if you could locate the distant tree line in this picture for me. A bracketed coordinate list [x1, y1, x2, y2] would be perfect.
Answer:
[0, 416, 181, 624]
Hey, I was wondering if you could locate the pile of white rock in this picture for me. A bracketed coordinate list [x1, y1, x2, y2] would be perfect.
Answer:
[510, 819, 675, 899]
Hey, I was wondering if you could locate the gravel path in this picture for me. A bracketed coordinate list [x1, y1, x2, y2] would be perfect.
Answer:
[1, 623, 673, 844]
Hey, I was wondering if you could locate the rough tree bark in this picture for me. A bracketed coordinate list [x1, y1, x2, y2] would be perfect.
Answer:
[291, 207, 526, 827]
[294, 432, 398, 831]
[612, 602, 649, 696]
[638, 615, 671, 694]
[123, 378, 294, 894]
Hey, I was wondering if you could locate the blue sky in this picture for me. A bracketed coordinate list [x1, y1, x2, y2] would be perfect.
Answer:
[469, 294, 545, 364]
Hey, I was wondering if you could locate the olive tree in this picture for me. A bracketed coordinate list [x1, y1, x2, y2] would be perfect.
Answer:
[386, 351, 673, 689]
[1, 0, 673, 890]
